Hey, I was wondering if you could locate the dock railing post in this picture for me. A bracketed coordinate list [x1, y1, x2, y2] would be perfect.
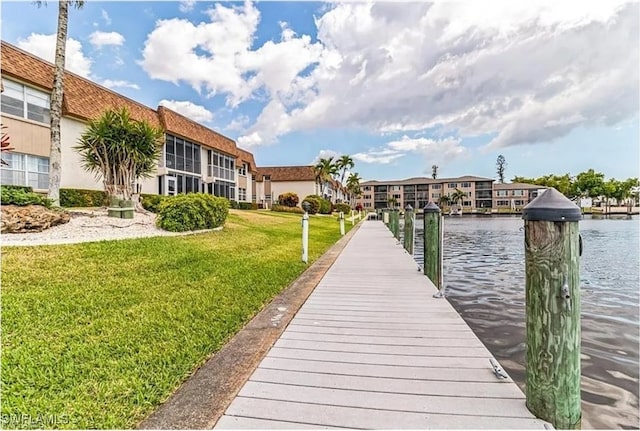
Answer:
[391, 208, 400, 240]
[423, 202, 442, 291]
[383, 208, 390, 225]
[403, 205, 414, 254]
[301, 201, 311, 264]
[339, 211, 345, 236]
[522, 188, 582, 429]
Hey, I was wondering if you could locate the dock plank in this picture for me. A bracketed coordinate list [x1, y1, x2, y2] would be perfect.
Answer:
[215, 221, 548, 429]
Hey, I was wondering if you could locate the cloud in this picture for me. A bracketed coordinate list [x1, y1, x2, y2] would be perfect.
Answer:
[353, 135, 467, 166]
[89, 31, 125, 48]
[179, 0, 196, 13]
[225, 115, 250, 132]
[101, 9, 112, 26]
[140, 1, 638, 151]
[101, 80, 140, 90]
[353, 148, 403, 165]
[311, 149, 340, 164]
[159, 99, 214, 123]
[17, 33, 92, 77]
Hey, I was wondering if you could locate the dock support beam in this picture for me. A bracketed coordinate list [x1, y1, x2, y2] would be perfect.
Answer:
[523, 188, 582, 429]
[423, 202, 442, 290]
[391, 209, 400, 240]
[403, 205, 414, 254]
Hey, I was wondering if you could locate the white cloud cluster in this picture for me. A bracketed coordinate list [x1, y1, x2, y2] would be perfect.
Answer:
[17, 33, 92, 78]
[89, 31, 125, 48]
[159, 99, 214, 123]
[354, 136, 467, 166]
[179, 0, 196, 13]
[140, 1, 638, 153]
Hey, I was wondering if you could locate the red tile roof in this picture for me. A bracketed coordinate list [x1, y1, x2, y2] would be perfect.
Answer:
[236, 147, 257, 173]
[255, 165, 316, 182]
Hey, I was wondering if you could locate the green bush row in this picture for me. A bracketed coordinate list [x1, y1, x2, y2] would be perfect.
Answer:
[271, 204, 304, 214]
[302, 195, 333, 214]
[141, 194, 168, 213]
[229, 200, 258, 210]
[156, 193, 229, 232]
[1, 186, 52, 208]
[60, 188, 108, 208]
[334, 203, 351, 214]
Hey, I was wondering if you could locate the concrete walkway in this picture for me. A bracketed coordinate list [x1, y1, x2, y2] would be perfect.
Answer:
[215, 221, 549, 429]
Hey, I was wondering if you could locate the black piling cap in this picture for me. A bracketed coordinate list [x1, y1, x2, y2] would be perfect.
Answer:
[522, 188, 582, 222]
[405, 204, 413, 211]
[423, 202, 441, 213]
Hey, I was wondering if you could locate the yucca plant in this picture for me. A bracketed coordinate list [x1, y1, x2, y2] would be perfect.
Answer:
[74, 107, 163, 205]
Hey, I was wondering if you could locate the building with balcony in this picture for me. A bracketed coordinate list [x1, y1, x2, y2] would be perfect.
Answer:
[493, 183, 545, 212]
[357, 176, 495, 211]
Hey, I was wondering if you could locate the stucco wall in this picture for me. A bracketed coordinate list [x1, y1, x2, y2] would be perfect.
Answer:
[60, 117, 103, 191]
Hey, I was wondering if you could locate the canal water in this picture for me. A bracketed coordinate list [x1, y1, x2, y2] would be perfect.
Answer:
[407, 215, 639, 429]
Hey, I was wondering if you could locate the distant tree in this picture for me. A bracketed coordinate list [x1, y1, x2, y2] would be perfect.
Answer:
[314, 157, 338, 200]
[438, 195, 450, 208]
[346, 172, 362, 205]
[75, 108, 163, 207]
[574, 169, 605, 198]
[450, 189, 466, 208]
[431, 165, 438, 179]
[336, 155, 355, 185]
[35, 0, 86, 206]
[496, 155, 507, 183]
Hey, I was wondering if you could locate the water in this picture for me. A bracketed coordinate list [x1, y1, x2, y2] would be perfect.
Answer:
[409, 215, 639, 429]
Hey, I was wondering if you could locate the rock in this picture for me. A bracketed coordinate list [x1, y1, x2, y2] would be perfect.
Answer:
[1, 205, 71, 233]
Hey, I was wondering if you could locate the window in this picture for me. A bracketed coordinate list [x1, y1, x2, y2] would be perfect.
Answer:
[392, 193, 401, 199]
[238, 163, 247, 176]
[1, 79, 51, 124]
[463, 201, 471, 206]
[512, 190, 524, 197]
[1, 152, 49, 189]
[461, 182, 471, 188]
[364, 202, 371, 208]
[362, 186, 371, 191]
[391, 185, 401, 191]
[238, 187, 247, 201]
[165, 135, 201, 175]
[208, 180, 235, 199]
[497, 200, 510, 206]
[432, 193, 441, 198]
[496, 190, 507, 196]
[448, 183, 457, 188]
[432, 184, 441, 189]
[207, 149, 235, 181]
[363, 194, 371, 200]
[263, 175, 271, 181]
[514, 200, 525, 206]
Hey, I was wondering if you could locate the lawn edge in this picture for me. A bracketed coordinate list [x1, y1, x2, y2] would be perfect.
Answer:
[137, 220, 364, 430]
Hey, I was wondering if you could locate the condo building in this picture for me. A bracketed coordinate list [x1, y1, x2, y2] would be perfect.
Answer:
[0, 41, 257, 201]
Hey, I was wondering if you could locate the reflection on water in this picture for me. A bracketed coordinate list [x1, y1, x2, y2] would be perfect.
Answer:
[410, 215, 639, 429]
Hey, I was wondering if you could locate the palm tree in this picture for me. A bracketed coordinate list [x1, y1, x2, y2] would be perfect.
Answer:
[314, 157, 338, 200]
[336, 155, 355, 185]
[346, 172, 362, 206]
[438, 195, 450, 209]
[450, 188, 466, 212]
[74, 107, 163, 208]
[36, 0, 85, 206]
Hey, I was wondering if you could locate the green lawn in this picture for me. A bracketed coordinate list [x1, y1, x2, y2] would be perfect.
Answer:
[1, 210, 354, 429]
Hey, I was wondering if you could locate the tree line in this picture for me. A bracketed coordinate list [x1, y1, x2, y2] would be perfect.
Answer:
[313, 156, 362, 204]
[513, 169, 639, 203]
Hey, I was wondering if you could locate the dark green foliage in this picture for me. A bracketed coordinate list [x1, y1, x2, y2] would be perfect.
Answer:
[271, 204, 304, 214]
[156, 193, 229, 232]
[302, 195, 321, 214]
[278, 192, 299, 207]
[228, 199, 239, 209]
[60, 188, 108, 207]
[238, 202, 257, 210]
[334, 203, 351, 214]
[1, 185, 33, 193]
[1, 186, 52, 208]
[140, 194, 168, 213]
[319, 198, 332, 214]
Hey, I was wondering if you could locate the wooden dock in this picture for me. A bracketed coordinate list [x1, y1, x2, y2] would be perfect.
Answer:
[215, 221, 550, 429]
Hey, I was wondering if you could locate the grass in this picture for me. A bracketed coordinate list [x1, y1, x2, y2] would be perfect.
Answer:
[1, 210, 355, 429]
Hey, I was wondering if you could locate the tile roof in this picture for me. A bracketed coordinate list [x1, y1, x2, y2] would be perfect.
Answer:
[255, 165, 316, 182]
[236, 147, 257, 173]
[157, 106, 236, 155]
[1, 41, 160, 127]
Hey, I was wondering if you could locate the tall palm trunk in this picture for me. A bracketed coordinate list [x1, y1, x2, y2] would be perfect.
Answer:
[48, 0, 69, 207]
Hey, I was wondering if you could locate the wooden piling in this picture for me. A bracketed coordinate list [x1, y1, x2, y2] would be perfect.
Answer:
[422, 202, 441, 289]
[403, 205, 414, 254]
[391, 209, 400, 239]
[522, 188, 582, 429]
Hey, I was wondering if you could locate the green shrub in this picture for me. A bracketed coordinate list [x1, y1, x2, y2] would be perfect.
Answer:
[1, 186, 52, 207]
[278, 192, 299, 207]
[228, 199, 239, 209]
[302, 195, 321, 215]
[238, 202, 256, 210]
[334, 203, 351, 214]
[141, 194, 169, 213]
[60, 188, 108, 207]
[1, 185, 33, 193]
[156, 193, 229, 232]
[271, 204, 304, 214]
[318, 198, 332, 214]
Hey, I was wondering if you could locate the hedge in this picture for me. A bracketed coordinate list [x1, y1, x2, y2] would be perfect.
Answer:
[301, 195, 321, 215]
[60, 188, 108, 208]
[278, 192, 299, 208]
[334, 203, 351, 214]
[156, 193, 229, 232]
[271, 204, 304, 214]
[0, 186, 52, 208]
[141, 194, 169, 213]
